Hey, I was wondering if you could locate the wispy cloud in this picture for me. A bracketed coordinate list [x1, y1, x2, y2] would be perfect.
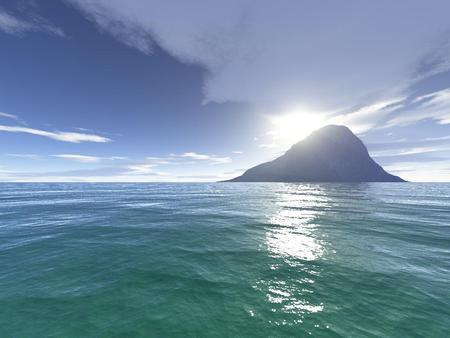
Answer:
[181, 152, 231, 164]
[52, 154, 125, 163]
[145, 156, 172, 165]
[372, 144, 450, 157]
[127, 164, 157, 175]
[0, 111, 28, 125]
[181, 152, 211, 160]
[0, 112, 20, 121]
[329, 97, 405, 133]
[0, 125, 111, 143]
[258, 143, 278, 149]
[144, 152, 232, 165]
[386, 88, 450, 127]
[52, 154, 100, 163]
[424, 135, 450, 142]
[7, 153, 41, 160]
[0, 9, 64, 36]
[0, 11, 33, 34]
[232, 150, 243, 154]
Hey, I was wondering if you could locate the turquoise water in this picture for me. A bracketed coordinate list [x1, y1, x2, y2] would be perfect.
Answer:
[0, 183, 449, 337]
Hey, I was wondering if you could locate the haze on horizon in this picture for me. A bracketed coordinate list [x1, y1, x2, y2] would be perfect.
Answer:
[1, 0, 450, 182]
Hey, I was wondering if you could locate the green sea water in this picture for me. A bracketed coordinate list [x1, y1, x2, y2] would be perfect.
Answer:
[0, 183, 449, 337]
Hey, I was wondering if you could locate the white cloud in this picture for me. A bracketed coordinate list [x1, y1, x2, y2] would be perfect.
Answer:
[127, 164, 157, 174]
[0, 11, 32, 34]
[144, 153, 232, 165]
[386, 88, 450, 127]
[71, 0, 450, 114]
[52, 154, 125, 163]
[424, 135, 450, 141]
[0, 125, 111, 143]
[52, 154, 101, 163]
[181, 152, 231, 164]
[0, 10, 64, 36]
[258, 143, 277, 149]
[0, 112, 20, 121]
[108, 156, 126, 160]
[329, 97, 405, 133]
[372, 144, 450, 157]
[181, 152, 210, 160]
[145, 156, 172, 164]
[7, 153, 41, 160]
[232, 150, 243, 154]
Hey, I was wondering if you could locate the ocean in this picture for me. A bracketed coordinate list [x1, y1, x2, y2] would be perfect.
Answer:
[0, 183, 449, 337]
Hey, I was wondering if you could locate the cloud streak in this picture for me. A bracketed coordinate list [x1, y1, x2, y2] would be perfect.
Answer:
[372, 145, 450, 157]
[7, 153, 42, 160]
[144, 152, 232, 165]
[0, 125, 112, 143]
[181, 152, 231, 164]
[0, 9, 64, 36]
[330, 97, 406, 133]
[386, 88, 450, 127]
[52, 154, 125, 163]
[0, 112, 20, 121]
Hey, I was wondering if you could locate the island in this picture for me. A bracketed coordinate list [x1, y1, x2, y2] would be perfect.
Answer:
[226, 125, 405, 182]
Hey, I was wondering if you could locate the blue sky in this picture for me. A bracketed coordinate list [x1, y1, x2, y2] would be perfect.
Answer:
[1, 0, 450, 182]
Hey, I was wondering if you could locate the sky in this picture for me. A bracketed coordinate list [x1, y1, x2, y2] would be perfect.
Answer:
[1, 0, 450, 182]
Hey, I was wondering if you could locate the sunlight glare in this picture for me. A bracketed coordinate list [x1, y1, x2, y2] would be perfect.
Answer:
[271, 112, 325, 146]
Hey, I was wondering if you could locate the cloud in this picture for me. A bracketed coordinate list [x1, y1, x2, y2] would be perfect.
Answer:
[258, 143, 277, 149]
[0, 11, 33, 34]
[232, 150, 243, 154]
[0, 9, 64, 36]
[0, 112, 20, 121]
[145, 153, 231, 165]
[7, 153, 41, 160]
[52, 154, 125, 163]
[424, 135, 450, 142]
[386, 88, 450, 127]
[181, 152, 231, 164]
[52, 154, 99, 163]
[71, 0, 450, 114]
[0, 125, 111, 143]
[126, 163, 156, 174]
[181, 152, 211, 160]
[372, 145, 450, 157]
[329, 97, 406, 133]
[145, 156, 172, 164]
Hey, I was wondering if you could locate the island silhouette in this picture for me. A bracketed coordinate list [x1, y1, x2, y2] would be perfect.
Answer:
[227, 125, 404, 182]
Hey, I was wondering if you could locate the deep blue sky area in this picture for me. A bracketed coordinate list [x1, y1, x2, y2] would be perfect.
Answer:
[1, 0, 450, 181]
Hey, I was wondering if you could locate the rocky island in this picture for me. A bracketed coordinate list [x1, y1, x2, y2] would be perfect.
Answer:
[227, 125, 404, 182]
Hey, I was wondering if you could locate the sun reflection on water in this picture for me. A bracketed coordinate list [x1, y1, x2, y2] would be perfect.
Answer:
[255, 184, 331, 324]
[266, 184, 329, 262]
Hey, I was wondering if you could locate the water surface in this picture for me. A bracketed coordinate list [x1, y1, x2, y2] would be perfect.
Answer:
[0, 183, 449, 337]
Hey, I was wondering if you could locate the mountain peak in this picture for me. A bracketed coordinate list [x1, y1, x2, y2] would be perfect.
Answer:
[227, 125, 405, 182]
[310, 124, 353, 135]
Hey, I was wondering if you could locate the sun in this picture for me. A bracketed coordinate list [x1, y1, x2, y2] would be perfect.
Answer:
[270, 112, 325, 146]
